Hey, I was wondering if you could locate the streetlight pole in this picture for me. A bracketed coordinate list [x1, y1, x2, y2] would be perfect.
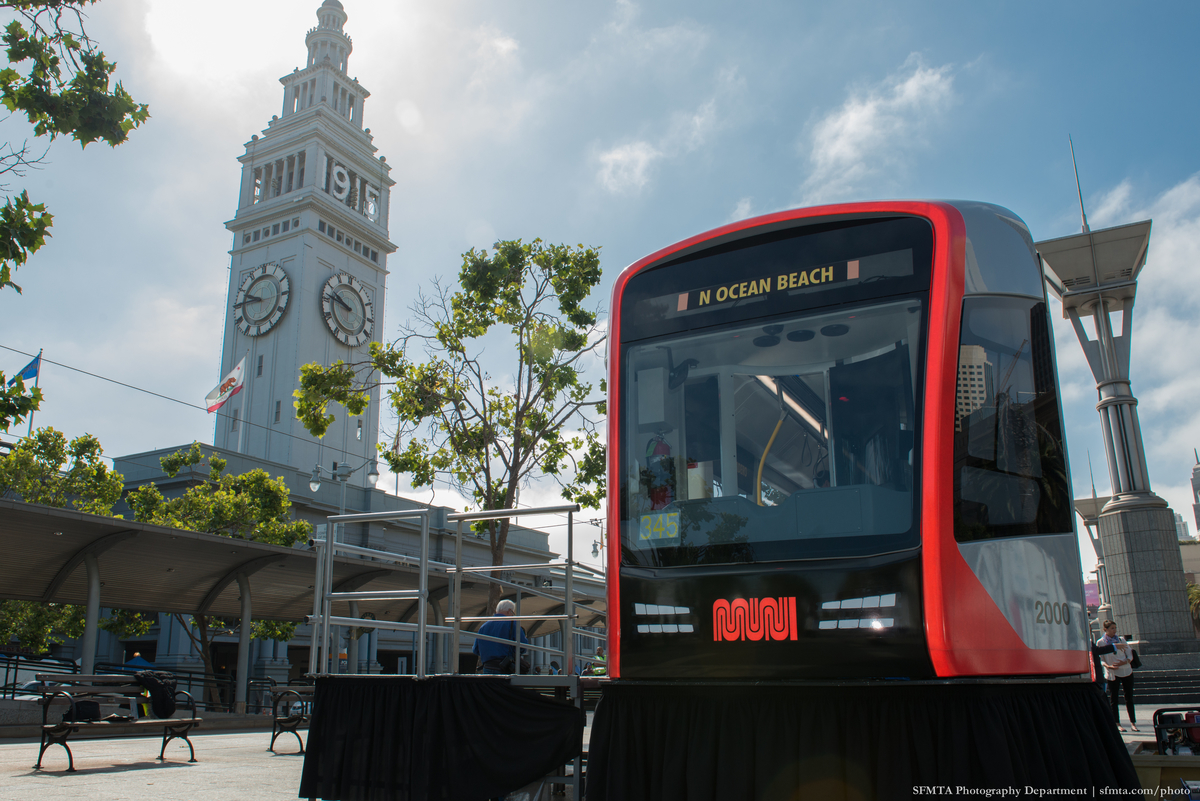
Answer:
[589, 517, 606, 572]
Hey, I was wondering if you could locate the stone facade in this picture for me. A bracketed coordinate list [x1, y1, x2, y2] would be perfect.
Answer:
[1099, 505, 1198, 653]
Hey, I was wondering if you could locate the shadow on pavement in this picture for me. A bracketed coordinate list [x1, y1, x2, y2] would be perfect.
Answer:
[24, 759, 192, 777]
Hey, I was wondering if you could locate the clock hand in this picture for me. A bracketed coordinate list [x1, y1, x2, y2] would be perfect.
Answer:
[330, 292, 356, 312]
[234, 293, 267, 309]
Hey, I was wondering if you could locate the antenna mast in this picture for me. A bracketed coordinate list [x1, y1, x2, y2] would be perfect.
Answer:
[1069, 136, 1090, 233]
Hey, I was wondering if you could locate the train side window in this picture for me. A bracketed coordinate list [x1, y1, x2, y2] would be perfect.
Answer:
[953, 297, 1071, 541]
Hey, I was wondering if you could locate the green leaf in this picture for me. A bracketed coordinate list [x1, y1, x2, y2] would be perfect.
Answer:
[0, 372, 42, 431]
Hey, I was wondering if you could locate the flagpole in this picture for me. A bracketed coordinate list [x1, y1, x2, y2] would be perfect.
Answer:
[236, 349, 249, 454]
[25, 349, 42, 438]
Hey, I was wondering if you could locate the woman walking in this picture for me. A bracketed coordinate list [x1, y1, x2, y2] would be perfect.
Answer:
[1098, 619, 1138, 732]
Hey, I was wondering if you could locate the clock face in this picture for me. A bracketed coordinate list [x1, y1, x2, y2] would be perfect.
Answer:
[234, 263, 290, 336]
[321, 273, 374, 347]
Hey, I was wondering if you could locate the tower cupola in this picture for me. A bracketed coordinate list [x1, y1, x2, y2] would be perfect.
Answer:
[306, 0, 352, 73]
[281, 0, 369, 129]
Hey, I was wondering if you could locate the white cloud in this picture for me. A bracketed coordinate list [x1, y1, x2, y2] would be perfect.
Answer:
[1088, 180, 1134, 228]
[467, 29, 521, 92]
[595, 90, 727, 194]
[799, 55, 955, 204]
[670, 97, 717, 153]
[607, 0, 640, 35]
[728, 197, 754, 222]
[597, 141, 661, 193]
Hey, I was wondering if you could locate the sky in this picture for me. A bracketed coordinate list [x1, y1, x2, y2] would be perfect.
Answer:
[2, 0, 1199, 576]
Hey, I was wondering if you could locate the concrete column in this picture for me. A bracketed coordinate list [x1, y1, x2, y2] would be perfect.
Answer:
[1100, 507, 1199, 654]
[1063, 291, 1192, 654]
[235, 573, 251, 713]
[81, 553, 100, 675]
[97, 623, 122, 666]
[155, 613, 204, 673]
[252, 637, 291, 691]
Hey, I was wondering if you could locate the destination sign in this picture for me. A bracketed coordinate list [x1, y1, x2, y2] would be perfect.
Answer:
[661, 249, 913, 317]
[674, 260, 854, 313]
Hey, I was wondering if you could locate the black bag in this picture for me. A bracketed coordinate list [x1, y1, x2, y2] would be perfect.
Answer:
[134, 670, 178, 718]
[1131, 649, 1142, 669]
[498, 653, 532, 673]
[63, 700, 101, 722]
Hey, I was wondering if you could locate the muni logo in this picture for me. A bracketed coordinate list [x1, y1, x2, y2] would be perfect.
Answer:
[712, 597, 798, 642]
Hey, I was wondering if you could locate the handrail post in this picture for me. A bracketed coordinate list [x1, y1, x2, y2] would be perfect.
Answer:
[515, 589, 522, 676]
[417, 511, 429, 679]
[322, 517, 337, 673]
[568, 507, 580, 799]
[565, 510, 575, 675]
[308, 537, 325, 676]
[452, 519, 463, 674]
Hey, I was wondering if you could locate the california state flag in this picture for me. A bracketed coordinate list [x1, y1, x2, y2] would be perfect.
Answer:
[205, 357, 246, 413]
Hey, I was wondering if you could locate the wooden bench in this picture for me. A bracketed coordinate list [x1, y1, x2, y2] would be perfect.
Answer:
[269, 684, 314, 754]
[33, 673, 201, 772]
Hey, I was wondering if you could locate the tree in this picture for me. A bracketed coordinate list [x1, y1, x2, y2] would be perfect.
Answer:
[0, 427, 151, 652]
[0, 371, 41, 432]
[0, 0, 149, 430]
[0, 425, 122, 513]
[295, 239, 607, 612]
[0, 601, 152, 656]
[1188, 583, 1200, 633]
[126, 444, 311, 690]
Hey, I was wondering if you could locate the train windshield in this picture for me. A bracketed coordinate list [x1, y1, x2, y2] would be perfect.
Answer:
[621, 296, 924, 566]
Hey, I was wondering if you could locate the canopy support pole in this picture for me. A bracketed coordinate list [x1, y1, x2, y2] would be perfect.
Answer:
[235, 572, 251, 713]
[81, 553, 100, 675]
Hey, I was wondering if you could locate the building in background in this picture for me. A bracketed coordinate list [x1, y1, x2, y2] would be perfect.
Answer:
[87, 1, 605, 689]
[1193, 452, 1200, 532]
[954, 345, 992, 431]
[215, 0, 392, 482]
[1177, 512, 1193, 541]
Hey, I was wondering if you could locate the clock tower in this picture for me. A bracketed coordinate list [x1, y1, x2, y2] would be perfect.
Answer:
[216, 0, 394, 482]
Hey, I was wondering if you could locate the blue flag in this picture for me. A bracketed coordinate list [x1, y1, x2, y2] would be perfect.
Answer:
[7, 353, 39, 387]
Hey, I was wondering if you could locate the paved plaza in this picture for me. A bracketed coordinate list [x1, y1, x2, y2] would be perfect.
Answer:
[0, 729, 306, 801]
[0, 709, 593, 801]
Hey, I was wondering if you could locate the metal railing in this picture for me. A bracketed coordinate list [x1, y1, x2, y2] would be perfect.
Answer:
[306, 509, 433, 678]
[449, 504, 584, 677]
[302, 503, 608, 678]
[247, 677, 278, 714]
[0, 653, 78, 697]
